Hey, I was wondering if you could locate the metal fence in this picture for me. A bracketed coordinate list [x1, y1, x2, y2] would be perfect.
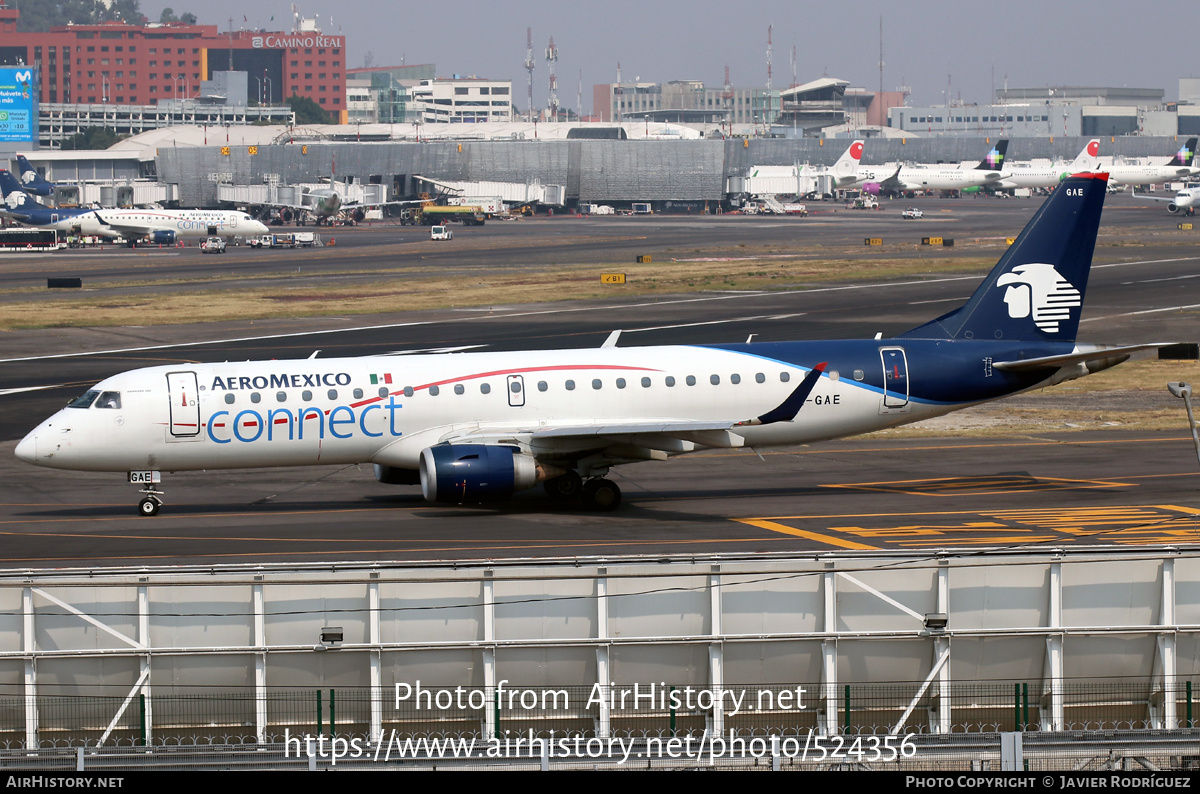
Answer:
[3, 730, 1200, 771]
[6, 681, 1200, 751]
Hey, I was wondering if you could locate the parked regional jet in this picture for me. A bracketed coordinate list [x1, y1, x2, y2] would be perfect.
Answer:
[871, 140, 1009, 195]
[13, 155, 56, 197]
[0, 170, 269, 245]
[1103, 138, 1197, 187]
[15, 173, 1164, 515]
[993, 139, 1102, 190]
[1135, 183, 1199, 215]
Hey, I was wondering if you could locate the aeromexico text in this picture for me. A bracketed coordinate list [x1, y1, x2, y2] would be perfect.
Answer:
[397, 682, 808, 717]
[210, 373, 353, 391]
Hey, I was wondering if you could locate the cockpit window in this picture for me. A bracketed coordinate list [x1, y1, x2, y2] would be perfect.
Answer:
[95, 391, 122, 409]
[67, 390, 100, 409]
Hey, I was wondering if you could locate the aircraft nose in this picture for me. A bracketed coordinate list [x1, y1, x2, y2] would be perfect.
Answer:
[14, 430, 36, 463]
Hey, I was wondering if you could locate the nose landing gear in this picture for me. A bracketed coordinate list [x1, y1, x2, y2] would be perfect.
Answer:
[138, 494, 162, 516]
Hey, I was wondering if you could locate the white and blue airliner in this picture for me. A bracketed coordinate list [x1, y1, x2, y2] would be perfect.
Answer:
[15, 173, 1163, 513]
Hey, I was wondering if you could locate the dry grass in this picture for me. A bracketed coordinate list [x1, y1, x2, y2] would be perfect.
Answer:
[0, 252, 1001, 331]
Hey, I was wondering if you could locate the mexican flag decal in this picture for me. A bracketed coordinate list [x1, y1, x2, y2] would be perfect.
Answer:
[370, 373, 393, 385]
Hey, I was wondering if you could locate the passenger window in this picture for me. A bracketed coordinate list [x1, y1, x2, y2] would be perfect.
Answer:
[378, 387, 388, 398]
[710, 375, 720, 385]
[454, 384, 465, 395]
[665, 376, 676, 387]
[828, 371, 840, 382]
[537, 381, 548, 392]
[224, 393, 235, 405]
[353, 388, 363, 399]
[755, 373, 765, 383]
[565, 380, 575, 391]
[429, 385, 440, 396]
[302, 390, 312, 401]
[481, 383, 491, 394]
[686, 375, 696, 386]
[592, 379, 602, 390]
[276, 391, 287, 402]
[510, 381, 522, 393]
[641, 377, 651, 388]
[616, 378, 626, 389]
[327, 389, 338, 400]
[731, 374, 741, 384]
[780, 372, 791, 383]
[853, 370, 864, 381]
[67, 390, 100, 409]
[251, 393, 262, 404]
[403, 386, 414, 397]
[96, 391, 122, 409]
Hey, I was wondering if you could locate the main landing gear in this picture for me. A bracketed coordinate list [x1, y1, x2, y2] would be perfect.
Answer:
[543, 472, 622, 511]
[137, 485, 164, 516]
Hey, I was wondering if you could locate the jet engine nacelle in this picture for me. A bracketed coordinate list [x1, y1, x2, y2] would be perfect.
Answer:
[151, 230, 176, 244]
[419, 444, 539, 504]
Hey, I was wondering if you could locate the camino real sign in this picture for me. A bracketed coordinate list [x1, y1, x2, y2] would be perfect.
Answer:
[250, 34, 345, 49]
[0, 67, 36, 143]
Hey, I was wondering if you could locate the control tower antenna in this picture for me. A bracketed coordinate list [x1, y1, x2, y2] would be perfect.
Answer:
[615, 62, 622, 123]
[766, 24, 773, 90]
[524, 27, 535, 122]
[546, 35, 559, 122]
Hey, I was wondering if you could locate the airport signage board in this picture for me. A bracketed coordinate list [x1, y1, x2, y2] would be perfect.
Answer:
[251, 34, 345, 49]
[0, 67, 37, 143]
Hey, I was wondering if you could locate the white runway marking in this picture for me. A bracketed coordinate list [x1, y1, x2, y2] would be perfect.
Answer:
[1, 254, 1194, 365]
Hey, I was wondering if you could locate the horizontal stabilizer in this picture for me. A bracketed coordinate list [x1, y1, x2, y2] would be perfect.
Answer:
[992, 344, 1168, 372]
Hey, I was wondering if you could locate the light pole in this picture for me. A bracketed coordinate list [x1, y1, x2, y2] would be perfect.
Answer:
[1167, 382, 1200, 467]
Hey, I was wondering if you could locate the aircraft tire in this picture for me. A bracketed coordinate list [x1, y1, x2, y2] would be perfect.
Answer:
[544, 471, 583, 503]
[582, 478, 621, 511]
[138, 497, 161, 517]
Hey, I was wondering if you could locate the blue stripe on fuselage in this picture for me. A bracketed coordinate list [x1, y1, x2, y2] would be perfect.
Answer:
[698, 339, 1079, 406]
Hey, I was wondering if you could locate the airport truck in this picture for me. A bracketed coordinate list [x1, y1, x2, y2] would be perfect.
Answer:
[249, 232, 319, 249]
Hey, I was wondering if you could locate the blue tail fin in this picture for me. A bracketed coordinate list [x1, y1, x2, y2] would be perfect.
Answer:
[899, 173, 1108, 343]
[0, 169, 46, 212]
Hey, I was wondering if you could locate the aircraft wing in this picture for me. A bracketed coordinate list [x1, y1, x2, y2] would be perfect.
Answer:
[1131, 194, 1177, 204]
[442, 363, 828, 453]
[877, 165, 904, 191]
[91, 212, 152, 238]
[992, 344, 1167, 372]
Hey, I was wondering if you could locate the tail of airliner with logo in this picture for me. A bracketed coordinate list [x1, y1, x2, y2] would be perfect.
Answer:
[0, 169, 49, 216]
[1168, 137, 1197, 168]
[975, 139, 1008, 171]
[1070, 139, 1102, 172]
[830, 139, 865, 185]
[900, 172, 1107, 343]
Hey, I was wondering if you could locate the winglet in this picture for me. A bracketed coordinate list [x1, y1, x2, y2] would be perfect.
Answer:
[602, 330, 622, 348]
[742, 363, 827, 426]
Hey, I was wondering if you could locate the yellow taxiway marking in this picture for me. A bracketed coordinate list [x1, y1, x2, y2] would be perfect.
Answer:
[735, 519, 880, 550]
[740, 505, 1200, 549]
